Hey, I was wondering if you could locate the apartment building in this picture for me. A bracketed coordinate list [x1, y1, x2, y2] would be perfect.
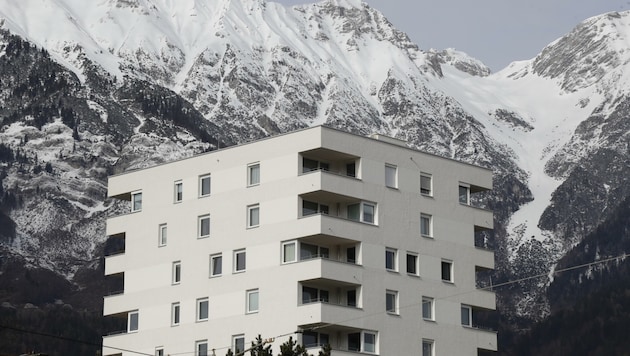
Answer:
[103, 125, 497, 356]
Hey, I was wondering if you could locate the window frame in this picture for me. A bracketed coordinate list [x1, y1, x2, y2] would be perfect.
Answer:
[385, 290, 398, 315]
[198, 214, 210, 239]
[459, 184, 470, 205]
[131, 191, 142, 212]
[246, 289, 259, 314]
[461, 304, 472, 327]
[385, 164, 398, 188]
[199, 174, 211, 198]
[385, 248, 397, 271]
[422, 339, 434, 356]
[441, 259, 454, 283]
[420, 173, 432, 196]
[196, 340, 208, 356]
[248, 162, 260, 186]
[128, 310, 139, 332]
[420, 213, 432, 237]
[234, 249, 246, 273]
[348, 201, 377, 224]
[172, 261, 181, 285]
[158, 223, 167, 247]
[422, 297, 434, 321]
[247, 204, 260, 228]
[171, 302, 180, 326]
[233, 334, 246, 354]
[362, 331, 377, 354]
[406, 252, 419, 275]
[196, 297, 209, 322]
[210, 253, 222, 277]
[155, 347, 164, 356]
[174, 181, 183, 203]
[282, 241, 297, 264]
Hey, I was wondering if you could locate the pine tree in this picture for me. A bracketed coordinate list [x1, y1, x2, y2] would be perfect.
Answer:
[278, 337, 310, 356]
[250, 335, 272, 356]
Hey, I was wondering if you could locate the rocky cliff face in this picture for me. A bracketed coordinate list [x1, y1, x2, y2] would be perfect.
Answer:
[1, 0, 629, 352]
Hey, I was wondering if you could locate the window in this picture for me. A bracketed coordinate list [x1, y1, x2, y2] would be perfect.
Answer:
[441, 260, 453, 282]
[131, 191, 142, 212]
[302, 157, 329, 173]
[461, 305, 472, 326]
[348, 202, 376, 224]
[247, 204, 260, 228]
[233, 335, 245, 354]
[210, 254, 222, 277]
[347, 289, 357, 307]
[198, 214, 210, 238]
[246, 289, 259, 313]
[420, 173, 432, 195]
[420, 213, 432, 237]
[349, 331, 377, 353]
[300, 243, 329, 260]
[197, 298, 209, 321]
[172, 261, 181, 284]
[386, 290, 398, 314]
[234, 249, 246, 272]
[422, 339, 434, 356]
[346, 246, 357, 264]
[422, 297, 434, 320]
[363, 331, 377, 354]
[346, 162, 356, 177]
[406, 253, 418, 275]
[158, 223, 167, 246]
[174, 181, 183, 202]
[199, 175, 211, 197]
[196, 340, 208, 356]
[156, 348, 164, 356]
[459, 184, 470, 204]
[282, 241, 297, 263]
[248, 163, 260, 186]
[385, 248, 397, 271]
[385, 164, 397, 188]
[302, 286, 329, 304]
[303, 331, 330, 348]
[302, 200, 329, 216]
[171, 302, 180, 326]
[128, 310, 139, 332]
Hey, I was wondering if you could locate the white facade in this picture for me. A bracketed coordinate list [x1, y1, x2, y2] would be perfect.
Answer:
[103, 126, 497, 356]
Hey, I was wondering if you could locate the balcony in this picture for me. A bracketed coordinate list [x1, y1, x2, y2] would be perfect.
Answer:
[301, 148, 360, 178]
[286, 234, 360, 265]
[474, 226, 494, 250]
[104, 233, 126, 256]
[299, 324, 378, 355]
[105, 253, 126, 276]
[300, 193, 377, 226]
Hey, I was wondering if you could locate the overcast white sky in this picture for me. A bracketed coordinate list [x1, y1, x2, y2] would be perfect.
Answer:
[273, 0, 630, 71]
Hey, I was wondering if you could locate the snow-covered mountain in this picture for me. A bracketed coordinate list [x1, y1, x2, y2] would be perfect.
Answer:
[1, 0, 629, 344]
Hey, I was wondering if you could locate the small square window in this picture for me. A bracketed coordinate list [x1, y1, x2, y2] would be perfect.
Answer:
[282, 241, 297, 263]
[459, 184, 470, 204]
[247, 204, 260, 228]
[234, 249, 246, 272]
[210, 254, 222, 277]
[131, 191, 142, 212]
[128, 310, 139, 332]
[248, 163, 260, 186]
[422, 297, 434, 320]
[385, 248, 397, 271]
[246, 289, 259, 313]
[386, 290, 398, 314]
[420, 174, 432, 196]
[199, 175, 211, 197]
[197, 298, 209, 321]
[385, 164, 397, 188]
[461, 304, 472, 326]
[422, 339, 434, 356]
[158, 223, 167, 247]
[174, 181, 183, 202]
[171, 302, 180, 326]
[233, 334, 245, 354]
[406, 253, 418, 275]
[198, 214, 210, 238]
[420, 213, 432, 237]
[441, 260, 453, 282]
[196, 340, 208, 356]
[172, 261, 181, 285]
